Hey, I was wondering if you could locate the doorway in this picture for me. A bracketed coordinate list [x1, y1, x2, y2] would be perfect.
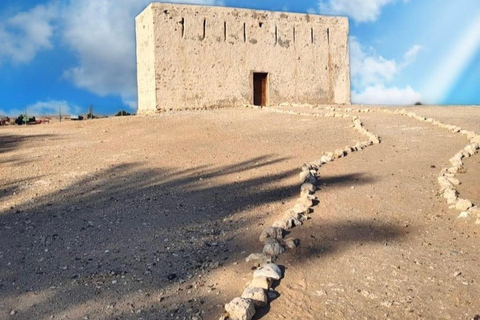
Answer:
[253, 72, 268, 106]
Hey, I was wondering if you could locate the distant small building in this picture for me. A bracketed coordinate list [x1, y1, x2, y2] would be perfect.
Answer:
[135, 3, 350, 114]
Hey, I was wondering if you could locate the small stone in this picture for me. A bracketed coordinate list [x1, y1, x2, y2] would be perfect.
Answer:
[292, 202, 310, 215]
[284, 209, 300, 220]
[438, 176, 453, 189]
[301, 163, 318, 172]
[334, 149, 346, 158]
[259, 227, 284, 243]
[284, 238, 298, 249]
[296, 196, 314, 208]
[10, 310, 17, 316]
[253, 263, 282, 280]
[443, 188, 457, 204]
[272, 219, 293, 230]
[300, 193, 317, 201]
[300, 183, 316, 194]
[241, 287, 267, 308]
[263, 238, 285, 256]
[300, 171, 317, 184]
[315, 290, 327, 296]
[344, 146, 354, 153]
[464, 144, 477, 156]
[455, 199, 473, 211]
[322, 153, 334, 162]
[246, 253, 272, 266]
[248, 276, 271, 290]
[468, 206, 480, 216]
[457, 211, 469, 219]
[225, 297, 255, 320]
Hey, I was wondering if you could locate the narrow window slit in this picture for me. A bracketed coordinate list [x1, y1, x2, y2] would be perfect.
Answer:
[293, 27, 296, 43]
[311, 28, 314, 44]
[327, 28, 330, 44]
[224, 22, 227, 41]
[203, 19, 206, 40]
[181, 18, 185, 38]
[275, 26, 278, 45]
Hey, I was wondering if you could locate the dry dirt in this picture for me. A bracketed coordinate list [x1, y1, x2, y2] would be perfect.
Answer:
[0, 106, 479, 320]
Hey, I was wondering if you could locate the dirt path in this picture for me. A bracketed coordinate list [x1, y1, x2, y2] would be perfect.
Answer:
[259, 106, 480, 320]
[0, 106, 479, 320]
[0, 109, 361, 320]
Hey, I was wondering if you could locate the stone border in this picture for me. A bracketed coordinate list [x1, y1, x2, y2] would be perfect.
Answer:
[321, 105, 480, 223]
[219, 105, 381, 320]
[282, 104, 480, 223]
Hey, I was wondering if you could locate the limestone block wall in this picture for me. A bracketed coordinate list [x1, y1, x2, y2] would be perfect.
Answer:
[136, 6, 157, 113]
[136, 3, 350, 113]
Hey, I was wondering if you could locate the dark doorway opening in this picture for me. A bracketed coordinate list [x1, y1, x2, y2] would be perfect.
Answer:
[253, 72, 268, 106]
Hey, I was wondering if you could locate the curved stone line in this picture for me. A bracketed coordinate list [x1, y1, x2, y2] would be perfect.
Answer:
[285, 104, 480, 223]
[219, 105, 381, 320]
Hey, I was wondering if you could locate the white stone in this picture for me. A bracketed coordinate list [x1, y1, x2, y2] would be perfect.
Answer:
[246, 253, 271, 266]
[241, 287, 268, 308]
[468, 206, 480, 216]
[301, 183, 316, 194]
[263, 238, 285, 256]
[300, 171, 317, 184]
[253, 263, 282, 280]
[455, 199, 473, 211]
[248, 276, 271, 290]
[259, 227, 284, 242]
[334, 149, 346, 158]
[292, 202, 310, 215]
[284, 238, 298, 249]
[225, 297, 255, 320]
[272, 219, 293, 229]
[297, 196, 314, 208]
[457, 211, 469, 219]
[446, 177, 460, 186]
[443, 188, 457, 204]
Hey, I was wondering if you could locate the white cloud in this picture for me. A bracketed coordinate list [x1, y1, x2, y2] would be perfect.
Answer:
[402, 44, 423, 67]
[350, 37, 398, 88]
[0, 100, 81, 117]
[318, 0, 394, 23]
[0, 3, 58, 64]
[350, 37, 423, 105]
[60, 0, 219, 107]
[352, 85, 421, 105]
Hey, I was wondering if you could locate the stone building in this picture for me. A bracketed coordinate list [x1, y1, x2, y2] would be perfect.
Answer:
[136, 3, 350, 114]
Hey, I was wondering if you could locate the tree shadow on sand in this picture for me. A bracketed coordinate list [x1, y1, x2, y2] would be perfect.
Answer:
[0, 154, 403, 320]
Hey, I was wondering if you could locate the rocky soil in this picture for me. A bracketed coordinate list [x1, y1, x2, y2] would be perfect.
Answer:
[0, 106, 479, 320]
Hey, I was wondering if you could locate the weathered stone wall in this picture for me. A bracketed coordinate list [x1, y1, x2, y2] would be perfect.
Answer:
[136, 6, 157, 114]
[136, 3, 350, 113]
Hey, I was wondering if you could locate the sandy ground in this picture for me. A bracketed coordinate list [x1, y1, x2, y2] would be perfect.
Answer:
[0, 106, 479, 320]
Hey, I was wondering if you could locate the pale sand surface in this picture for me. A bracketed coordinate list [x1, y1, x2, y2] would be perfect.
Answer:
[0, 106, 479, 320]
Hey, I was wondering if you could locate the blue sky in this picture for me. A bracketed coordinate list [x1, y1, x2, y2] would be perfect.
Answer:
[0, 0, 479, 116]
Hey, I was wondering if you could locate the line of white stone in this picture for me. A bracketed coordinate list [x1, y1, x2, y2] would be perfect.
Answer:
[219, 105, 381, 320]
[284, 104, 480, 223]
[321, 105, 480, 223]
